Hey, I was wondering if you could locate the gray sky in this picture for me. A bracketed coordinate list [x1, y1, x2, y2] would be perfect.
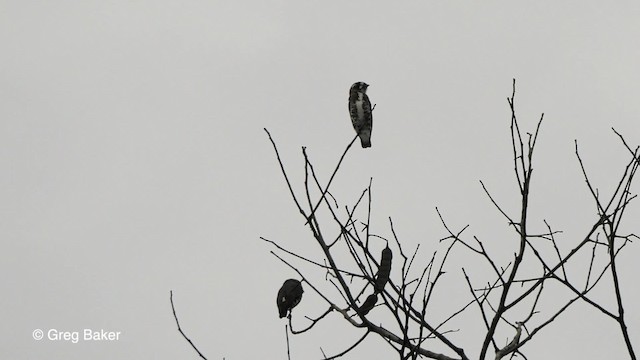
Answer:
[1, 1, 639, 359]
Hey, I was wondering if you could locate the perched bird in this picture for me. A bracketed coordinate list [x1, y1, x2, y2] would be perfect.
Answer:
[276, 279, 304, 318]
[348, 82, 373, 148]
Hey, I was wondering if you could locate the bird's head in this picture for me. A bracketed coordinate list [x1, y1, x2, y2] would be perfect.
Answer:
[351, 82, 369, 93]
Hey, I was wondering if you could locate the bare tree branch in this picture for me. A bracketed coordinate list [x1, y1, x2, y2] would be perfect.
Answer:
[170, 291, 209, 360]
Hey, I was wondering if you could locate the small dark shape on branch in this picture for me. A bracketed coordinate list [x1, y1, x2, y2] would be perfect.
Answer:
[375, 245, 392, 293]
[358, 294, 378, 316]
[277, 279, 304, 318]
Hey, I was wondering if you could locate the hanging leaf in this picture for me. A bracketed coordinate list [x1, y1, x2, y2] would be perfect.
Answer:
[277, 279, 304, 318]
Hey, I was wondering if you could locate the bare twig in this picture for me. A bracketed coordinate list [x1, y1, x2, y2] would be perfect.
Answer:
[170, 291, 208, 360]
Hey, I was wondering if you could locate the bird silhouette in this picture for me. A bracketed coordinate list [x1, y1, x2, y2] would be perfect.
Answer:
[348, 82, 373, 148]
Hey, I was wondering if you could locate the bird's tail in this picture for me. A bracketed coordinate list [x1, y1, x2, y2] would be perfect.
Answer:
[359, 131, 372, 148]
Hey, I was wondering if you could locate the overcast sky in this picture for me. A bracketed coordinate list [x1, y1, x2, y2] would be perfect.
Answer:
[1, 1, 639, 359]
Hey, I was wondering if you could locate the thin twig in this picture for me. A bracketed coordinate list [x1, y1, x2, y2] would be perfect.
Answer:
[169, 291, 208, 360]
